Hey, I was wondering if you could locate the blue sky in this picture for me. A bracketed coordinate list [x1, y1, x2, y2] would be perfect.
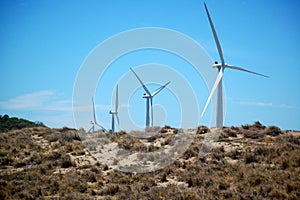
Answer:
[0, 0, 299, 131]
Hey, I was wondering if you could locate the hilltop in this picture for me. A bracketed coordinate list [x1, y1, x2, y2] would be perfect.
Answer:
[0, 122, 299, 199]
[0, 114, 45, 133]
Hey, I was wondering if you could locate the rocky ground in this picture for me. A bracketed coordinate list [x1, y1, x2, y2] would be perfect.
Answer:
[0, 122, 299, 199]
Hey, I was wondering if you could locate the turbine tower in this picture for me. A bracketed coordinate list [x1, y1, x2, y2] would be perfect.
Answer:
[130, 67, 170, 128]
[109, 85, 120, 132]
[201, 3, 269, 128]
[88, 97, 107, 133]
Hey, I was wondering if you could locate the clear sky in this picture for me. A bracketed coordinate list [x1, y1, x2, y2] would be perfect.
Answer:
[1, 0, 299, 131]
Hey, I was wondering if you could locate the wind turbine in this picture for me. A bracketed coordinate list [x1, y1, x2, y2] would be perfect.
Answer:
[109, 85, 120, 132]
[201, 3, 269, 128]
[88, 97, 107, 133]
[130, 67, 170, 128]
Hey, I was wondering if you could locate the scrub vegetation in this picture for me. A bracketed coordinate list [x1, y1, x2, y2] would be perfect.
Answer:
[0, 121, 299, 199]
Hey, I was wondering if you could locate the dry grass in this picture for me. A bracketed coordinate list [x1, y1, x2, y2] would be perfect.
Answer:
[0, 122, 299, 199]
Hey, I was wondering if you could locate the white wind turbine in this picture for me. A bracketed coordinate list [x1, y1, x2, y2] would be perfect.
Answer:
[201, 3, 269, 128]
[88, 97, 107, 133]
[109, 85, 120, 132]
[130, 67, 170, 128]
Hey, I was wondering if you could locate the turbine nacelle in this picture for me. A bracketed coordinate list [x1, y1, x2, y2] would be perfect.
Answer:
[143, 93, 151, 98]
[109, 110, 117, 114]
[213, 61, 223, 69]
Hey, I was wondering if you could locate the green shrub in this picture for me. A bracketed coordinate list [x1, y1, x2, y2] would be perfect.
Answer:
[0, 114, 45, 132]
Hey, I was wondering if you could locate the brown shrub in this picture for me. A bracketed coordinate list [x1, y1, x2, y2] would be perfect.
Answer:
[262, 126, 282, 136]
[160, 128, 168, 133]
[227, 149, 242, 160]
[244, 130, 264, 139]
[222, 127, 239, 137]
[253, 121, 266, 129]
[100, 184, 119, 196]
[196, 126, 210, 134]
[244, 151, 258, 164]
[61, 155, 74, 168]
[183, 146, 199, 159]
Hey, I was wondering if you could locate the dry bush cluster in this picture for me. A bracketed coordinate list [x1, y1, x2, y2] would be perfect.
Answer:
[106, 126, 179, 153]
[0, 122, 299, 199]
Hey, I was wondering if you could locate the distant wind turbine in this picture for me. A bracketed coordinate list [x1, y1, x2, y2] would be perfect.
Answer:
[130, 67, 170, 128]
[109, 85, 120, 132]
[88, 97, 107, 133]
[202, 2, 269, 128]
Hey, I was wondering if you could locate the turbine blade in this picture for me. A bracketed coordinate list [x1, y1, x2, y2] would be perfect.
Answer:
[201, 69, 224, 117]
[150, 98, 153, 127]
[115, 84, 119, 112]
[204, 2, 225, 66]
[130, 68, 151, 96]
[226, 65, 269, 78]
[95, 122, 107, 132]
[115, 114, 121, 131]
[151, 81, 170, 97]
[116, 114, 120, 126]
[92, 97, 97, 123]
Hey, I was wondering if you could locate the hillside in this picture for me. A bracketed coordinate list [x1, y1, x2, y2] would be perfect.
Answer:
[0, 122, 299, 199]
[0, 114, 45, 132]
